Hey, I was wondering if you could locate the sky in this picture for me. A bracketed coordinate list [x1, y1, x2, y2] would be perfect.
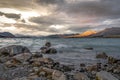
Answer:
[0, 0, 120, 36]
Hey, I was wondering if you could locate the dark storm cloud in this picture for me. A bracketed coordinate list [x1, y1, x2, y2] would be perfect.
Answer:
[35, 0, 65, 5]
[29, 16, 67, 25]
[58, 0, 120, 19]
[0, 0, 34, 10]
[14, 23, 47, 31]
[0, 11, 21, 20]
[68, 26, 93, 33]
[0, 0, 120, 35]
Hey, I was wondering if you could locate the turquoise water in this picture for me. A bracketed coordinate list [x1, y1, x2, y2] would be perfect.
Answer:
[0, 38, 120, 65]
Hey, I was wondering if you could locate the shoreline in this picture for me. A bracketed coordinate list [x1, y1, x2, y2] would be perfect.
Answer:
[0, 45, 119, 80]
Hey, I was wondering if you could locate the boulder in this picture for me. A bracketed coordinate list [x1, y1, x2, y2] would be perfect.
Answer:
[1, 66, 31, 80]
[96, 71, 119, 80]
[52, 70, 67, 80]
[30, 58, 54, 64]
[84, 47, 93, 50]
[4, 59, 21, 68]
[13, 77, 28, 80]
[40, 42, 57, 54]
[96, 52, 108, 59]
[0, 64, 6, 76]
[107, 56, 118, 64]
[0, 45, 30, 56]
[13, 53, 32, 63]
[40, 47, 57, 54]
[74, 72, 90, 80]
[86, 65, 97, 72]
[32, 52, 43, 58]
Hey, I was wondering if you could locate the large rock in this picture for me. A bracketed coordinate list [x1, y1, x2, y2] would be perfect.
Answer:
[40, 42, 57, 54]
[74, 72, 90, 80]
[0, 45, 30, 56]
[0, 66, 31, 80]
[30, 58, 54, 64]
[96, 71, 119, 80]
[13, 53, 32, 63]
[52, 70, 67, 80]
[40, 47, 57, 54]
[96, 52, 108, 59]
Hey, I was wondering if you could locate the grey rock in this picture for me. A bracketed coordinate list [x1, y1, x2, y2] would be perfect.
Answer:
[0, 45, 30, 56]
[40, 47, 57, 54]
[96, 52, 108, 59]
[74, 72, 90, 80]
[52, 70, 67, 80]
[13, 53, 32, 63]
[96, 71, 119, 80]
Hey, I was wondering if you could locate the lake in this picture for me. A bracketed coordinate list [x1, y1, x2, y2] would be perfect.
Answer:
[0, 38, 120, 66]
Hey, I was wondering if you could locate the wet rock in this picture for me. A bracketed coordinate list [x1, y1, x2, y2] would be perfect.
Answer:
[40, 42, 57, 54]
[0, 56, 11, 63]
[79, 68, 87, 72]
[32, 52, 43, 58]
[86, 65, 98, 72]
[52, 70, 67, 80]
[96, 52, 108, 59]
[74, 72, 90, 80]
[41, 67, 54, 74]
[113, 66, 120, 74]
[80, 63, 86, 67]
[45, 42, 51, 48]
[0, 64, 7, 77]
[4, 59, 21, 68]
[61, 65, 73, 72]
[13, 53, 32, 63]
[40, 47, 57, 54]
[108, 56, 118, 64]
[13, 77, 28, 80]
[96, 71, 119, 80]
[1, 66, 31, 80]
[0, 45, 30, 56]
[30, 58, 54, 64]
[84, 47, 93, 50]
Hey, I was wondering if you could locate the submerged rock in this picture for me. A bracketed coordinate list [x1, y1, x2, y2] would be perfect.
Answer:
[96, 52, 108, 59]
[40, 47, 57, 54]
[0, 45, 30, 56]
[84, 47, 93, 50]
[40, 42, 57, 54]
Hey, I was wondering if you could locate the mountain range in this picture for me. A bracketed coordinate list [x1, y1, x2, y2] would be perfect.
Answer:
[62, 27, 120, 38]
[0, 32, 15, 38]
[0, 27, 120, 38]
[89, 27, 120, 38]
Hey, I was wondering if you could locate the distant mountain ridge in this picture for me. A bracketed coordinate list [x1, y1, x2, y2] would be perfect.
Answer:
[0, 27, 120, 38]
[63, 27, 120, 38]
[90, 27, 120, 38]
[64, 30, 97, 38]
[0, 32, 15, 38]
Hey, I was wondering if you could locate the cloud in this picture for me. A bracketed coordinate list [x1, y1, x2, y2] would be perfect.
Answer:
[57, 0, 120, 19]
[0, 0, 120, 35]
[0, 0, 34, 10]
[29, 15, 68, 25]
[0, 11, 21, 20]
[35, 0, 65, 5]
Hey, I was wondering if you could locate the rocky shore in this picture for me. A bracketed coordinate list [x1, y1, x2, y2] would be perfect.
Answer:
[0, 45, 119, 80]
